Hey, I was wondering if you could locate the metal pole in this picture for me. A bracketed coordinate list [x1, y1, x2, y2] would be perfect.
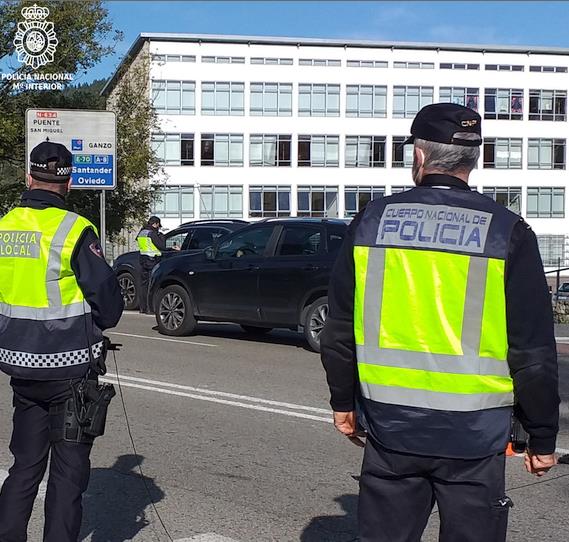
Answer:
[556, 257, 561, 294]
[100, 190, 106, 258]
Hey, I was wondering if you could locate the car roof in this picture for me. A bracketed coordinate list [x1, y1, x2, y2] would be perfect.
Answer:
[257, 218, 349, 226]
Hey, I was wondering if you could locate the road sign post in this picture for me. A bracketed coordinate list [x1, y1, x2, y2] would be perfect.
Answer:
[25, 109, 117, 255]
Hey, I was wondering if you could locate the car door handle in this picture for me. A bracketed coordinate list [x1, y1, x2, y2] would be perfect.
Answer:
[303, 265, 320, 271]
[247, 264, 260, 271]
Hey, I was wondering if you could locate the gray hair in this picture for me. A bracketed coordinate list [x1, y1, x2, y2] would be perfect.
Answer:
[415, 133, 480, 174]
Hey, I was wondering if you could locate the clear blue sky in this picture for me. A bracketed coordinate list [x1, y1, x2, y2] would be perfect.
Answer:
[10, 1, 569, 83]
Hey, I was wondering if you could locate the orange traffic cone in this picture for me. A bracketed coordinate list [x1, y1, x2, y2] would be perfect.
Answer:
[505, 443, 516, 456]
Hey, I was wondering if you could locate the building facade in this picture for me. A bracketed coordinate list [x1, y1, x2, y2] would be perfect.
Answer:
[103, 33, 569, 268]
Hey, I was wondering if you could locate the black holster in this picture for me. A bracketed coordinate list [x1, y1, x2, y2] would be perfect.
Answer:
[511, 415, 529, 453]
[49, 378, 116, 444]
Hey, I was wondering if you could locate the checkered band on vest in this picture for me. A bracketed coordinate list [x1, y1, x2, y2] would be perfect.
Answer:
[0, 341, 104, 368]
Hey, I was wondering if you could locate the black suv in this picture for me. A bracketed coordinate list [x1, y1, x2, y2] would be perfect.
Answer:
[112, 220, 248, 310]
[149, 218, 348, 351]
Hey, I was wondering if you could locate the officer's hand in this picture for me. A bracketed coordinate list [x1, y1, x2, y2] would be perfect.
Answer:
[524, 451, 557, 476]
[333, 411, 366, 448]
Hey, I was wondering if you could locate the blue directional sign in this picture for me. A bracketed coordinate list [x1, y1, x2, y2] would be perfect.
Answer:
[26, 109, 117, 190]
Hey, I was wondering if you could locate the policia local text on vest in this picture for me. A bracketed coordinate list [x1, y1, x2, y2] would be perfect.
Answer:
[321, 104, 559, 542]
[0, 141, 124, 542]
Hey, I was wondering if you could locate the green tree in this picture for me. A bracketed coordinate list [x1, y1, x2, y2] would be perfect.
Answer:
[0, 1, 162, 240]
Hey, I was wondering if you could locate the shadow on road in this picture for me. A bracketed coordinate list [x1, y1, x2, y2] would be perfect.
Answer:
[301, 494, 358, 541]
[152, 322, 316, 353]
[80, 454, 165, 542]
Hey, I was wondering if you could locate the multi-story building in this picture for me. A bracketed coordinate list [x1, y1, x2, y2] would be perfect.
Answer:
[103, 33, 569, 268]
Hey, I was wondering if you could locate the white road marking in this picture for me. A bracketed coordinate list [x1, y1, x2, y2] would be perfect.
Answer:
[175, 535, 240, 542]
[104, 373, 330, 415]
[108, 332, 217, 348]
[0, 469, 47, 499]
[102, 376, 332, 424]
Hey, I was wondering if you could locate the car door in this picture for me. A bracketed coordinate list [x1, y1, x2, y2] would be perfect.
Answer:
[258, 224, 327, 325]
[191, 225, 276, 321]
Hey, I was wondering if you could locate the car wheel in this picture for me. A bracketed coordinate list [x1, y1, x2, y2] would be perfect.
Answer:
[156, 285, 197, 336]
[303, 296, 328, 353]
[118, 272, 138, 311]
[240, 325, 273, 335]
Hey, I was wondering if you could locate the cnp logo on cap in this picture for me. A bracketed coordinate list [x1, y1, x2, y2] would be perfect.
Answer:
[405, 103, 482, 147]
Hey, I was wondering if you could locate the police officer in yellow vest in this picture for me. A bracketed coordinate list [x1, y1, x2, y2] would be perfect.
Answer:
[321, 103, 559, 542]
[0, 141, 124, 541]
[136, 216, 171, 314]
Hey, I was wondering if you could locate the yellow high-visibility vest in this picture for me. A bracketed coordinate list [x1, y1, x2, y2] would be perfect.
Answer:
[137, 228, 161, 257]
[0, 206, 103, 379]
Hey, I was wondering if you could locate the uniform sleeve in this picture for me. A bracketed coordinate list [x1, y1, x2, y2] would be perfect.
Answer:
[320, 213, 363, 412]
[149, 230, 168, 251]
[505, 220, 559, 454]
[71, 228, 124, 331]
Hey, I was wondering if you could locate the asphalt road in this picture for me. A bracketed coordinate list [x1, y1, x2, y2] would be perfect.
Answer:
[0, 312, 568, 542]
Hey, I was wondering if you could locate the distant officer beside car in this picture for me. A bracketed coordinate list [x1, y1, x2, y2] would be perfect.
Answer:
[136, 215, 179, 313]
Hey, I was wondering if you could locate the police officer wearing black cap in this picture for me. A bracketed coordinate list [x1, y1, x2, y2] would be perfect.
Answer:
[321, 103, 559, 541]
[135, 215, 179, 313]
[0, 141, 124, 541]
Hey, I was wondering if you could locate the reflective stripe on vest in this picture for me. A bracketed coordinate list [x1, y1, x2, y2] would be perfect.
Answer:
[137, 229, 161, 257]
[0, 207, 102, 375]
[353, 245, 514, 412]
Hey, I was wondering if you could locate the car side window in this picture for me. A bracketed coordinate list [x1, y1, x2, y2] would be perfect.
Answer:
[327, 231, 345, 254]
[217, 227, 273, 259]
[188, 228, 223, 250]
[276, 227, 322, 256]
[165, 232, 188, 250]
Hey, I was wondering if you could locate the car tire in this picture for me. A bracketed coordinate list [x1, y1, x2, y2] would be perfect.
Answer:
[240, 325, 273, 335]
[156, 285, 197, 336]
[118, 272, 138, 311]
[303, 296, 328, 353]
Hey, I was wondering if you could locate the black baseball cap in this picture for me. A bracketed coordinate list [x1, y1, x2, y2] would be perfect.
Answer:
[29, 141, 73, 183]
[404, 103, 482, 147]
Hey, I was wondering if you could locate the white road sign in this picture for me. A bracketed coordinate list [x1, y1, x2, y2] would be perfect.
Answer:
[26, 109, 117, 190]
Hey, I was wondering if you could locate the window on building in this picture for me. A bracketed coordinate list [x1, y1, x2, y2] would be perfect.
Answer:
[345, 136, 386, 167]
[249, 135, 291, 167]
[439, 87, 479, 111]
[199, 185, 243, 218]
[298, 84, 340, 116]
[201, 82, 244, 116]
[250, 82, 292, 116]
[297, 186, 338, 217]
[152, 80, 195, 115]
[152, 186, 195, 221]
[201, 56, 245, 64]
[393, 86, 434, 118]
[482, 187, 522, 214]
[529, 89, 567, 121]
[483, 138, 522, 169]
[299, 58, 341, 67]
[393, 61, 434, 69]
[298, 135, 339, 167]
[347, 59, 388, 68]
[346, 85, 387, 117]
[152, 54, 196, 63]
[527, 187, 565, 218]
[439, 63, 480, 70]
[249, 186, 291, 217]
[392, 136, 414, 168]
[485, 64, 524, 72]
[530, 65, 568, 73]
[528, 139, 566, 169]
[201, 134, 243, 166]
[536, 235, 566, 266]
[344, 186, 385, 217]
[250, 57, 293, 65]
[151, 133, 194, 166]
[484, 88, 524, 120]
